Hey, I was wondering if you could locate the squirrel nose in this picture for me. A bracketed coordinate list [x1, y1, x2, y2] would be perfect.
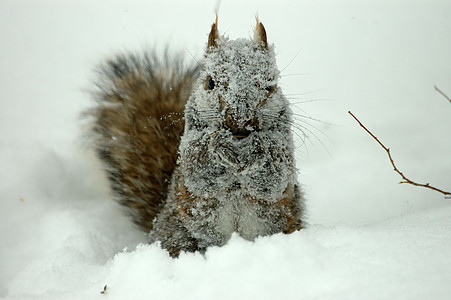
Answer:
[225, 113, 255, 139]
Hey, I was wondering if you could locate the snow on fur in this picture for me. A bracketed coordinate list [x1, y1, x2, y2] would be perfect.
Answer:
[149, 32, 305, 253]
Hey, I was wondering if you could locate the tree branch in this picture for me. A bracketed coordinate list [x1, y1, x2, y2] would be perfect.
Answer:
[348, 111, 450, 199]
[434, 85, 451, 103]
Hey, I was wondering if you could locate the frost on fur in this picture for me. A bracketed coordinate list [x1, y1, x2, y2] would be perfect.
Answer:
[181, 38, 293, 200]
[150, 21, 305, 256]
[88, 20, 306, 257]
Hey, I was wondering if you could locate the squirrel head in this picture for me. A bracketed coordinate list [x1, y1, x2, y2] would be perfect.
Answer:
[185, 18, 287, 139]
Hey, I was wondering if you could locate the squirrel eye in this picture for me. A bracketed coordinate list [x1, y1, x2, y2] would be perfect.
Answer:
[265, 85, 274, 93]
[208, 76, 215, 90]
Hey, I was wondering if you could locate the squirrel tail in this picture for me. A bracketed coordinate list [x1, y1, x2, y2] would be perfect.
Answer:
[87, 50, 199, 232]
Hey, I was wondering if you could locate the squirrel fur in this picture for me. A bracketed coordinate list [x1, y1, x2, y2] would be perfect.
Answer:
[88, 18, 306, 257]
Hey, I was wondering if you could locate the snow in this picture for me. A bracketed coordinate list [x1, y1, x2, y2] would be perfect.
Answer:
[1, 0, 450, 299]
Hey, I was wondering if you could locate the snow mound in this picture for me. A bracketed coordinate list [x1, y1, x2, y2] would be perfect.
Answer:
[3, 147, 450, 300]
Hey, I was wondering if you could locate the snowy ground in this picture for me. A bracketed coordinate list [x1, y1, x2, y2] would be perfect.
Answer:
[1, 0, 450, 299]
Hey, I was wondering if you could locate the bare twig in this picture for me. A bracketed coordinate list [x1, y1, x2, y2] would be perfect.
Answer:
[434, 85, 451, 103]
[348, 111, 450, 199]
[100, 285, 108, 294]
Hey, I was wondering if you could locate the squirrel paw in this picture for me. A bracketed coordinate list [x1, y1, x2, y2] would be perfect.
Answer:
[210, 135, 240, 168]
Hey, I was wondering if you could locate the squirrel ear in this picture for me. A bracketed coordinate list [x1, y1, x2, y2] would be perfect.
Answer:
[207, 15, 219, 49]
[255, 18, 268, 50]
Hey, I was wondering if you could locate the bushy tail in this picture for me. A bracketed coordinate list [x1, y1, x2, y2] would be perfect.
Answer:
[87, 50, 199, 232]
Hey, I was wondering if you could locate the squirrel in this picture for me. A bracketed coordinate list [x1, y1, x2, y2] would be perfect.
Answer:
[88, 17, 306, 257]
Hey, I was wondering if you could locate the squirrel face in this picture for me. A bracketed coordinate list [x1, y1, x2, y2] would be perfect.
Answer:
[185, 20, 286, 140]
[204, 40, 279, 138]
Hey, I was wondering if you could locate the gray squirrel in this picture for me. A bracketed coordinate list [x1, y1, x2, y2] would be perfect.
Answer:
[88, 17, 306, 257]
